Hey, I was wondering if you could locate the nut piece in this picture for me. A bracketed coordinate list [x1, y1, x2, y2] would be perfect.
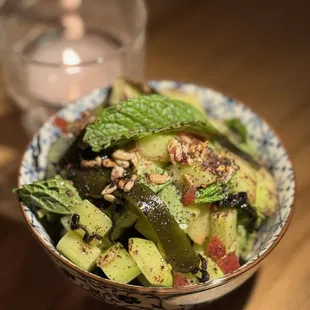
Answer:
[167, 137, 183, 164]
[101, 184, 117, 195]
[123, 175, 137, 192]
[103, 194, 116, 203]
[148, 174, 171, 184]
[112, 150, 135, 161]
[111, 166, 125, 181]
[102, 158, 117, 168]
[97, 251, 115, 266]
[81, 159, 100, 168]
[115, 159, 130, 168]
[183, 174, 194, 187]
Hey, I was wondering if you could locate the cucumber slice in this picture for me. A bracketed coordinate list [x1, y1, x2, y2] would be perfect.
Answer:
[210, 207, 238, 252]
[159, 89, 206, 116]
[159, 184, 200, 231]
[135, 158, 171, 193]
[72, 200, 112, 241]
[104, 206, 138, 241]
[56, 231, 101, 271]
[137, 134, 174, 162]
[129, 238, 173, 287]
[255, 167, 278, 216]
[173, 271, 200, 287]
[227, 152, 257, 204]
[97, 242, 141, 284]
[168, 163, 216, 192]
[187, 204, 210, 245]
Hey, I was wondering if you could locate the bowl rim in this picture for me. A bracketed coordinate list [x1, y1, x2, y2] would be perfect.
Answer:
[17, 80, 295, 295]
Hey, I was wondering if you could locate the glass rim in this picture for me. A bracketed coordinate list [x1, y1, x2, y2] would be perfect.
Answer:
[6, 0, 147, 68]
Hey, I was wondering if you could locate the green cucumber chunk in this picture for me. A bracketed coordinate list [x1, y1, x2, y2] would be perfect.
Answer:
[172, 271, 200, 287]
[134, 158, 171, 193]
[237, 225, 256, 260]
[158, 184, 200, 231]
[97, 242, 141, 284]
[72, 200, 112, 241]
[104, 206, 138, 241]
[159, 88, 206, 116]
[168, 163, 217, 192]
[255, 167, 278, 216]
[137, 134, 174, 162]
[129, 238, 173, 287]
[207, 258, 224, 280]
[125, 184, 200, 273]
[187, 203, 210, 245]
[56, 231, 101, 271]
[210, 206, 238, 253]
[191, 244, 224, 280]
[227, 152, 257, 204]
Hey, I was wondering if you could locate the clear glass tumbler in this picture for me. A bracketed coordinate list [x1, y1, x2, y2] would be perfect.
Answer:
[0, 0, 147, 135]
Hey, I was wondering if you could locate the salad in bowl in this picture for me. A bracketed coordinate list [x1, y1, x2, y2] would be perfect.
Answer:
[14, 79, 293, 308]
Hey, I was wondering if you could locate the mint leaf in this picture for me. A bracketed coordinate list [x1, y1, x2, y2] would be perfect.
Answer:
[83, 95, 207, 152]
[83, 94, 260, 169]
[195, 183, 228, 203]
[14, 175, 82, 214]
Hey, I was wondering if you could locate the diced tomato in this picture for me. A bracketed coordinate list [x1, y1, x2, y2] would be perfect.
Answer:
[53, 117, 69, 132]
[218, 252, 240, 274]
[181, 186, 196, 206]
[207, 236, 226, 261]
[173, 275, 189, 287]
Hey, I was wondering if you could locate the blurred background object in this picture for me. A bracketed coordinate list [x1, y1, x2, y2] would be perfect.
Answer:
[0, 0, 146, 135]
[0, 1, 310, 310]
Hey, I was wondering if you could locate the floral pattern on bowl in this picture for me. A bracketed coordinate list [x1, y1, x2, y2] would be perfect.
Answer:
[18, 81, 295, 309]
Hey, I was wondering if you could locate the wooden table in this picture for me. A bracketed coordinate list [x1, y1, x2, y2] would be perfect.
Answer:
[1, 1, 309, 309]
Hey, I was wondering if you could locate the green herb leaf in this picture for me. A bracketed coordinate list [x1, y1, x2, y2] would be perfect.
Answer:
[195, 183, 227, 203]
[83, 94, 260, 169]
[14, 175, 82, 214]
[83, 95, 208, 152]
[225, 119, 248, 144]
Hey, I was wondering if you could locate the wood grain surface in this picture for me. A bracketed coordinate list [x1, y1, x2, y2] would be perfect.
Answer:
[0, 1, 309, 309]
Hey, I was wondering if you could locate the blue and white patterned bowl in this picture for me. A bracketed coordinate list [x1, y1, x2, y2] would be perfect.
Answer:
[18, 81, 295, 310]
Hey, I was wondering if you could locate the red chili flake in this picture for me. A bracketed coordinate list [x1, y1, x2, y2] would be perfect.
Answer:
[53, 117, 69, 132]
[173, 275, 189, 287]
[181, 186, 196, 206]
[217, 252, 240, 274]
[207, 236, 226, 261]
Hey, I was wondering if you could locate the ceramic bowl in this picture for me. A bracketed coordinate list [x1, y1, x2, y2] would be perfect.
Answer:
[18, 81, 295, 310]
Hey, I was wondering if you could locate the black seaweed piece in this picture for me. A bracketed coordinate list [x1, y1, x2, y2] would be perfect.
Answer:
[70, 213, 103, 243]
[191, 254, 210, 283]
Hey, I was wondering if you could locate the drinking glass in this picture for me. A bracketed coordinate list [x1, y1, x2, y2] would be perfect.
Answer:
[0, 0, 147, 135]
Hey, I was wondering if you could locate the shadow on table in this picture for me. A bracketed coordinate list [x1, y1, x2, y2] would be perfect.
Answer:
[81, 267, 258, 310]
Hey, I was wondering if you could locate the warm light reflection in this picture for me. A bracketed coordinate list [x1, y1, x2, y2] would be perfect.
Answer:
[62, 48, 81, 74]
